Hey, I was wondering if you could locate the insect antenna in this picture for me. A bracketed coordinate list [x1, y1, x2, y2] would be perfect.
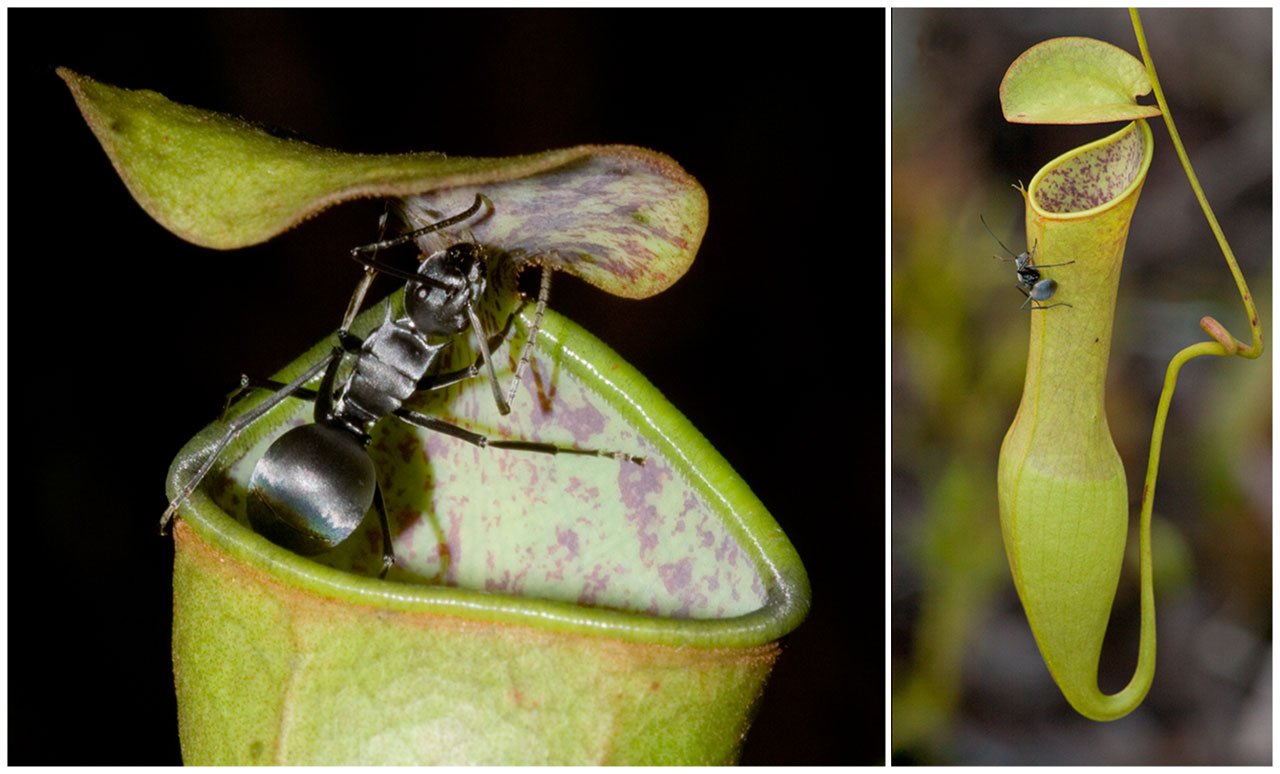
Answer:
[351, 193, 490, 256]
[979, 214, 1020, 260]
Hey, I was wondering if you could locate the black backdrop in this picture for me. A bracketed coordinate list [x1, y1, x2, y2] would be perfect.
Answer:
[8, 9, 884, 764]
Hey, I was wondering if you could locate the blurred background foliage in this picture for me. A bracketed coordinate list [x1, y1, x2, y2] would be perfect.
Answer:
[892, 9, 1271, 765]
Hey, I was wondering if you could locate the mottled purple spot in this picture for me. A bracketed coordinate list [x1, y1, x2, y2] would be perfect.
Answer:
[620, 457, 667, 505]
[682, 490, 701, 514]
[526, 397, 607, 444]
[659, 558, 692, 594]
[617, 459, 669, 561]
[577, 563, 614, 607]
[716, 534, 740, 566]
[556, 527, 580, 558]
[444, 513, 463, 585]
[485, 568, 510, 593]
[628, 508, 660, 558]
[564, 476, 602, 505]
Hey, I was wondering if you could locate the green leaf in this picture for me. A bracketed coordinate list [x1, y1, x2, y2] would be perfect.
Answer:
[1000, 37, 1162, 125]
[58, 67, 705, 298]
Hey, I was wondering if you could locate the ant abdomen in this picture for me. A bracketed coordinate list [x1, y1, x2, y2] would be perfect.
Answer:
[248, 424, 377, 556]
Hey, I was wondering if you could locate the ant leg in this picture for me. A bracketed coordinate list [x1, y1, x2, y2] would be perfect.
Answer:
[347, 246, 451, 289]
[340, 211, 389, 335]
[372, 484, 395, 579]
[414, 269, 545, 409]
[416, 300, 524, 392]
[464, 301, 511, 416]
[505, 266, 551, 410]
[160, 352, 338, 534]
[394, 408, 645, 465]
[222, 375, 266, 416]
[410, 288, 531, 418]
[1018, 286, 1033, 310]
[224, 331, 364, 415]
[1017, 288, 1072, 311]
[340, 270, 379, 336]
[416, 361, 483, 393]
[418, 362, 482, 393]
[228, 376, 321, 406]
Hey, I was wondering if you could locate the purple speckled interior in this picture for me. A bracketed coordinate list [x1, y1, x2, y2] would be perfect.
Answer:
[1034, 125, 1146, 214]
[212, 290, 767, 621]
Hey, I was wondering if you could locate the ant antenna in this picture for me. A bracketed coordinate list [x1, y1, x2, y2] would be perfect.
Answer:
[351, 193, 490, 256]
[979, 214, 1019, 259]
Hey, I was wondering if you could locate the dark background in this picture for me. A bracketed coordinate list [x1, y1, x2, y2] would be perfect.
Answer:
[8, 9, 885, 765]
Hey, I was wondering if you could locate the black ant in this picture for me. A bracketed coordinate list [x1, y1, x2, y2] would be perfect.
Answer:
[981, 215, 1074, 310]
[160, 194, 642, 578]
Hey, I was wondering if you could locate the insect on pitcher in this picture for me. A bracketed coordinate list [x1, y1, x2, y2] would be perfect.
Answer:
[62, 68, 810, 764]
[159, 193, 643, 577]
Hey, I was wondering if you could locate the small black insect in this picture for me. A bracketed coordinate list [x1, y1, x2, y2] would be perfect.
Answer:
[161, 194, 642, 577]
[981, 215, 1074, 310]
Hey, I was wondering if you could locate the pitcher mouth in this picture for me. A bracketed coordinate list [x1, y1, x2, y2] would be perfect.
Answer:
[1028, 120, 1154, 220]
[169, 301, 810, 651]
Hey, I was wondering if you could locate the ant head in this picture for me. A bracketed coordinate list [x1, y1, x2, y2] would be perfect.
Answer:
[406, 243, 487, 336]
